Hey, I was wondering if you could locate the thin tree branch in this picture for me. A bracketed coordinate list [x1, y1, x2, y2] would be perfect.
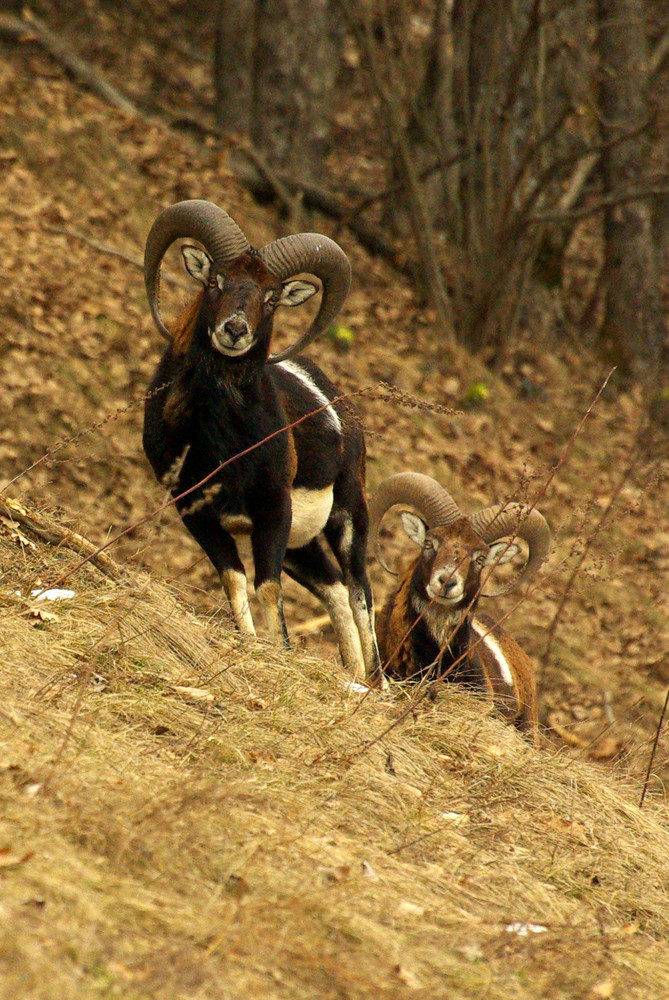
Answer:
[42, 224, 189, 289]
[640, 686, 669, 808]
[531, 186, 669, 223]
[0, 496, 121, 578]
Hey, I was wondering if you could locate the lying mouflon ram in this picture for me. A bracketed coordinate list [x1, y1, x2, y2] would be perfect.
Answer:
[369, 473, 551, 738]
[142, 199, 381, 685]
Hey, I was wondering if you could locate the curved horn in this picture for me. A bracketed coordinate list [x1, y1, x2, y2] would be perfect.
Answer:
[469, 503, 552, 596]
[259, 233, 351, 363]
[368, 473, 463, 574]
[144, 200, 251, 340]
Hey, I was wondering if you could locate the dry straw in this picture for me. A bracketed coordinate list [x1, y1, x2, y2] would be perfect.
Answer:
[1, 502, 669, 999]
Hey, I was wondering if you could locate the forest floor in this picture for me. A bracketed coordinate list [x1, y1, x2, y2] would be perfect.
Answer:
[0, 5, 668, 998]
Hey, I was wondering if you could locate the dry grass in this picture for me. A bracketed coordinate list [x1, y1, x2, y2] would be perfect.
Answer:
[1, 503, 669, 999]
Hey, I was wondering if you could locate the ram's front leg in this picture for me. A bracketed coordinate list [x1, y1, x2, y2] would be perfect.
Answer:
[180, 508, 255, 634]
[250, 491, 292, 646]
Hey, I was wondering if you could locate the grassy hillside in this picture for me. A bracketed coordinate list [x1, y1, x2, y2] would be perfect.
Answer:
[2, 505, 669, 999]
[0, 8, 668, 996]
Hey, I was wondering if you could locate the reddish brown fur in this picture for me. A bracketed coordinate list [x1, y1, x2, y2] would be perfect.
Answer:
[171, 288, 204, 355]
[376, 571, 421, 680]
[377, 528, 539, 742]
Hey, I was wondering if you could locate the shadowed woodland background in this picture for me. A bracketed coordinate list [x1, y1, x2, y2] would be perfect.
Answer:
[0, 2, 668, 997]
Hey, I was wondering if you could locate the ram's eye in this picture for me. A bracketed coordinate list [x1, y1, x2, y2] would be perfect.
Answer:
[208, 278, 218, 289]
[424, 538, 436, 551]
[474, 552, 487, 567]
[263, 290, 276, 305]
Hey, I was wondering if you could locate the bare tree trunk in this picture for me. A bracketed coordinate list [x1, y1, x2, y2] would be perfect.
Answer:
[382, 0, 457, 235]
[214, 0, 255, 133]
[596, 0, 665, 380]
[214, 0, 342, 186]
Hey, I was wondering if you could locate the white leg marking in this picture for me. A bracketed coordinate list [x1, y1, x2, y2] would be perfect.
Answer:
[471, 620, 514, 688]
[288, 486, 334, 549]
[277, 360, 342, 434]
[221, 569, 256, 635]
[349, 586, 381, 681]
[319, 582, 365, 679]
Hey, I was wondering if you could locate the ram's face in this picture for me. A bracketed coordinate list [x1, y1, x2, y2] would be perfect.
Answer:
[181, 247, 317, 358]
[401, 514, 518, 607]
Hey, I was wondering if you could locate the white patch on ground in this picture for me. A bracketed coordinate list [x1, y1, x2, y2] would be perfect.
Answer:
[505, 923, 548, 936]
[343, 681, 370, 694]
[277, 360, 342, 434]
[31, 589, 76, 601]
[471, 619, 514, 687]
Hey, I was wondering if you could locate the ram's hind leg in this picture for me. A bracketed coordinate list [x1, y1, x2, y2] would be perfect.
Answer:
[284, 540, 365, 681]
[180, 509, 255, 635]
[325, 507, 383, 688]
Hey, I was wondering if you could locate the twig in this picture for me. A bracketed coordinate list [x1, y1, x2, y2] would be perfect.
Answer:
[0, 495, 120, 578]
[42, 224, 189, 289]
[0, 381, 171, 494]
[531, 186, 669, 224]
[639, 686, 669, 808]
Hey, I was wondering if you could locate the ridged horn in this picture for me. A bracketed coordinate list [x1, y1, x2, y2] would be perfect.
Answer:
[144, 200, 251, 340]
[368, 473, 463, 574]
[259, 233, 351, 362]
[469, 503, 552, 596]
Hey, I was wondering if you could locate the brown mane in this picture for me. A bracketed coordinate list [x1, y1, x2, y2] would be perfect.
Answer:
[171, 289, 204, 355]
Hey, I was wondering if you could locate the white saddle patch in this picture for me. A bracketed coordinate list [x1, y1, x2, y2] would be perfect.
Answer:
[288, 485, 333, 549]
[220, 486, 334, 550]
[277, 360, 342, 434]
[471, 619, 514, 688]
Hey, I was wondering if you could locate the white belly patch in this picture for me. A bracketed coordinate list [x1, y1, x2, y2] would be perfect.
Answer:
[220, 486, 334, 550]
[288, 486, 333, 549]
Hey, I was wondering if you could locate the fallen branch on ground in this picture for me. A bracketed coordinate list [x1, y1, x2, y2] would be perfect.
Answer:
[0, 495, 121, 579]
[0, 9, 136, 114]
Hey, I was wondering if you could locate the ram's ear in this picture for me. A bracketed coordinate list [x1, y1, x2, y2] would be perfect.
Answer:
[400, 511, 428, 548]
[276, 279, 319, 307]
[485, 540, 520, 566]
[181, 245, 213, 285]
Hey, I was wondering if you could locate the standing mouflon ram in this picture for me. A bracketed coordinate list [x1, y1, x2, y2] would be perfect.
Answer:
[142, 199, 381, 685]
[369, 473, 551, 738]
